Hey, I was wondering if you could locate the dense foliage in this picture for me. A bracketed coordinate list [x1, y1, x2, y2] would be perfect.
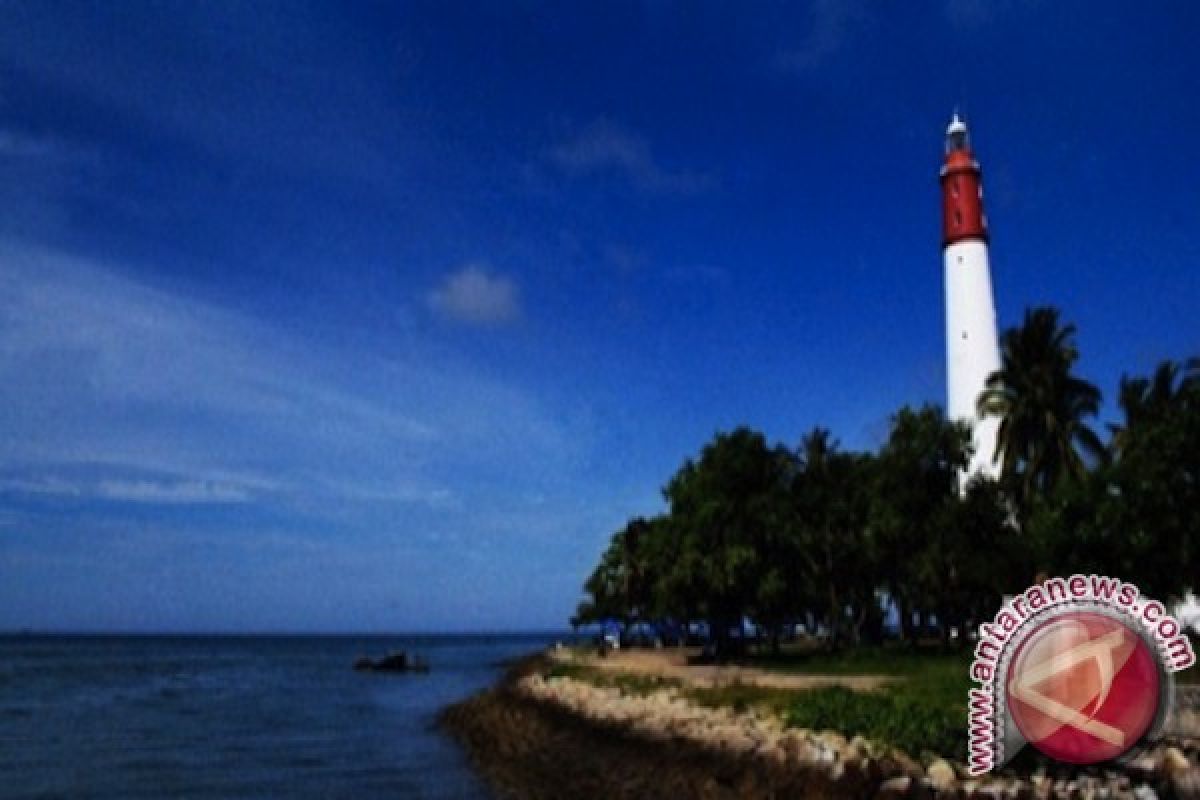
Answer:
[575, 306, 1200, 653]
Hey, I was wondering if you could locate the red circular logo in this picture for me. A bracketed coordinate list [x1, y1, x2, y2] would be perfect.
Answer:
[1005, 611, 1160, 764]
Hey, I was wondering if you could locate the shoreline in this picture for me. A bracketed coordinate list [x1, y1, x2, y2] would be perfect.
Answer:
[440, 653, 872, 799]
[441, 649, 1200, 800]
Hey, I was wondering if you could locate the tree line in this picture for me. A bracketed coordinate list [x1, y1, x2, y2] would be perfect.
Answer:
[574, 307, 1200, 654]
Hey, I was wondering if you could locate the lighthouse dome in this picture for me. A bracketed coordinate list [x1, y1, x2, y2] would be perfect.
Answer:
[945, 113, 970, 154]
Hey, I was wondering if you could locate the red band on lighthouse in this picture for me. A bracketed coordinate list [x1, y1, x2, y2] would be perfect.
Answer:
[941, 115, 988, 247]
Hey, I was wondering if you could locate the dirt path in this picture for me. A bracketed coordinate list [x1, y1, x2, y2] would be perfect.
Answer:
[557, 646, 897, 691]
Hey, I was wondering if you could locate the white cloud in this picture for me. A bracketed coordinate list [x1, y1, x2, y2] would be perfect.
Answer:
[549, 119, 712, 195]
[426, 263, 521, 325]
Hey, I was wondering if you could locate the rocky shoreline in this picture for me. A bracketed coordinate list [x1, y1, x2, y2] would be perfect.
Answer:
[440, 654, 1200, 799]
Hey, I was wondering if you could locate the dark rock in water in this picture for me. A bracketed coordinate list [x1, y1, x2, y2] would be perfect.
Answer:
[353, 651, 429, 674]
[374, 652, 410, 671]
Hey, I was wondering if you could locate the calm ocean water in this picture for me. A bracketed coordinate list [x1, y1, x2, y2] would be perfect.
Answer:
[0, 634, 563, 799]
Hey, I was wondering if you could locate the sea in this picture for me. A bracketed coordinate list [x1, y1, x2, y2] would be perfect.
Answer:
[0, 633, 565, 799]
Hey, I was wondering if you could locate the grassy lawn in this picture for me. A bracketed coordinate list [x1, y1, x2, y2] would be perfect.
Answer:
[547, 645, 972, 760]
[546, 639, 1196, 762]
[704, 645, 971, 760]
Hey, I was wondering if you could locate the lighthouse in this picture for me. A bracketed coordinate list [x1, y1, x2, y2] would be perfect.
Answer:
[941, 113, 1002, 484]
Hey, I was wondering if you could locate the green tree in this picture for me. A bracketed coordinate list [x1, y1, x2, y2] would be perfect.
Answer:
[870, 405, 970, 642]
[978, 307, 1105, 518]
[662, 427, 790, 657]
[791, 428, 875, 649]
[575, 516, 660, 630]
[634, 515, 683, 623]
[1103, 358, 1199, 598]
[924, 477, 1023, 643]
[575, 537, 623, 627]
[747, 446, 805, 653]
[1029, 358, 1198, 601]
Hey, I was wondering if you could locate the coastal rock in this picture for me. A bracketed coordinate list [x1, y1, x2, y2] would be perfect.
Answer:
[1168, 767, 1200, 799]
[964, 778, 1006, 799]
[759, 741, 789, 766]
[877, 774, 914, 799]
[718, 729, 756, 755]
[927, 758, 957, 792]
[830, 754, 875, 798]
[1127, 752, 1162, 781]
[1162, 746, 1192, 775]
[882, 749, 925, 781]
[818, 730, 849, 752]
[1010, 781, 1035, 800]
[476, 659, 1200, 800]
[780, 731, 819, 765]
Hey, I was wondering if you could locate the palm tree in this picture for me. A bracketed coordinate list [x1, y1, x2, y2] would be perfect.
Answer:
[1110, 359, 1200, 453]
[977, 307, 1105, 513]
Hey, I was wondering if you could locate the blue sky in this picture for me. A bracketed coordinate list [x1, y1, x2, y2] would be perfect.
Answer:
[1, 2, 1197, 632]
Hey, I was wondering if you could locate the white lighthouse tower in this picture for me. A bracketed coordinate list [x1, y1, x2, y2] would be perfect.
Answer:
[941, 113, 1002, 484]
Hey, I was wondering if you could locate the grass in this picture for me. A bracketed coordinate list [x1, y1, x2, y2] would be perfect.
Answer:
[686, 683, 800, 715]
[545, 662, 683, 696]
[546, 640, 1197, 761]
[548, 644, 973, 760]
[747, 638, 1200, 759]
[705, 645, 971, 760]
[782, 683, 966, 760]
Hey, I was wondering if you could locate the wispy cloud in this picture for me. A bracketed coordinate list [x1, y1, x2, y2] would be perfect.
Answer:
[0, 129, 58, 159]
[774, 0, 865, 73]
[665, 262, 729, 286]
[99, 478, 252, 504]
[0, 243, 572, 516]
[427, 263, 522, 326]
[941, 0, 1015, 30]
[0, 476, 83, 498]
[549, 119, 713, 195]
[0, 475, 252, 504]
[603, 244, 647, 275]
[0, 5, 412, 190]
